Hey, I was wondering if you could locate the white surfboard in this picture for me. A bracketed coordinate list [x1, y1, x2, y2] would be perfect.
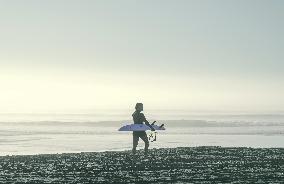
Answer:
[118, 123, 165, 131]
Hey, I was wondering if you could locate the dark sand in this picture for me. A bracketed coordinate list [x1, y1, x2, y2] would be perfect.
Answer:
[0, 147, 283, 183]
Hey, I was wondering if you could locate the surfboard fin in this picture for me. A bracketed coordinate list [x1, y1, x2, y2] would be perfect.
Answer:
[151, 121, 156, 125]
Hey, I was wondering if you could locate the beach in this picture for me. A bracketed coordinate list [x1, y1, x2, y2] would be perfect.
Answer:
[1, 0, 283, 183]
[0, 146, 283, 183]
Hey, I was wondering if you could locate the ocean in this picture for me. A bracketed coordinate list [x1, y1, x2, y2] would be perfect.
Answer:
[0, 110, 284, 156]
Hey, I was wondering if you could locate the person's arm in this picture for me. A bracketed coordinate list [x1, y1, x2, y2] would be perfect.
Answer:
[142, 113, 155, 131]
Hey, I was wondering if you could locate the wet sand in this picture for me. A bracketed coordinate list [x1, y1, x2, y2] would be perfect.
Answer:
[0, 147, 283, 183]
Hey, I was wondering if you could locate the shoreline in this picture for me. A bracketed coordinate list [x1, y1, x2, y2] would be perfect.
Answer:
[0, 146, 283, 183]
[2, 144, 284, 157]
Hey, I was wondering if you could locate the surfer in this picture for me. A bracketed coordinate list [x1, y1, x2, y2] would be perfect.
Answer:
[132, 103, 155, 155]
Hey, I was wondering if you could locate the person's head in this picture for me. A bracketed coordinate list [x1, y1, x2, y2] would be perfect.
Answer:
[135, 103, 143, 112]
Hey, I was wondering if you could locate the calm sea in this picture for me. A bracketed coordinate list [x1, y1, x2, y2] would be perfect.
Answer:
[0, 110, 283, 155]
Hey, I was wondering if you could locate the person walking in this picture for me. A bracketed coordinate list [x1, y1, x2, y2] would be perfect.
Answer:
[132, 103, 155, 155]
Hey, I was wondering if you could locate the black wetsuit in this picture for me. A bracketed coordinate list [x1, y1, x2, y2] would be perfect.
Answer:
[132, 111, 153, 154]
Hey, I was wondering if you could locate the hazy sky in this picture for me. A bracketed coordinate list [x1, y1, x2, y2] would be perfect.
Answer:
[0, 0, 283, 113]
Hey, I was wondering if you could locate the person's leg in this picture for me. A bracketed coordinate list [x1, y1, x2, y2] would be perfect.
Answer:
[132, 132, 139, 154]
[140, 132, 149, 155]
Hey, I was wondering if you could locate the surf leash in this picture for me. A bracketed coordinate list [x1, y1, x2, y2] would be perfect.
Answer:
[148, 131, 157, 142]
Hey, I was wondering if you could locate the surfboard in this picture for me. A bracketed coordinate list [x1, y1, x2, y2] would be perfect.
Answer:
[118, 123, 165, 131]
